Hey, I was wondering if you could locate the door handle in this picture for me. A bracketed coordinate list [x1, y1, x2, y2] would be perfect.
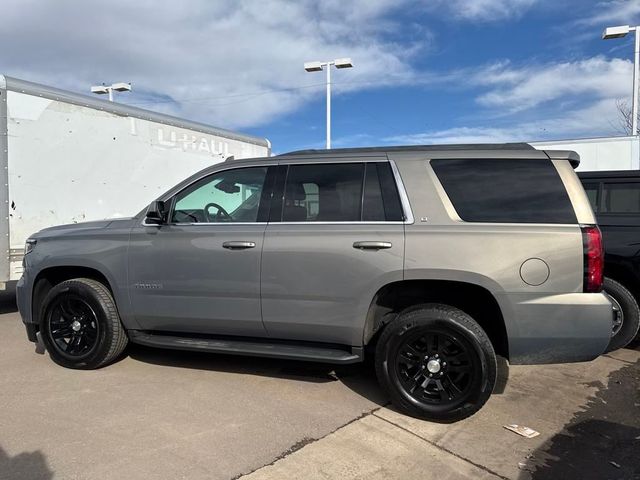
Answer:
[353, 241, 392, 250]
[223, 241, 256, 250]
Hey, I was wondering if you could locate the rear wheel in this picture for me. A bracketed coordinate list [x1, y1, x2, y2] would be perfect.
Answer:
[375, 304, 497, 422]
[40, 278, 128, 369]
[603, 277, 640, 352]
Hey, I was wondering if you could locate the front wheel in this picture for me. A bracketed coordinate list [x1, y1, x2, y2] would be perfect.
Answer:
[375, 304, 497, 422]
[40, 278, 128, 369]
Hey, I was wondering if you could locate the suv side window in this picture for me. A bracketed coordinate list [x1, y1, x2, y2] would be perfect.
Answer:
[172, 166, 268, 223]
[431, 159, 576, 224]
[601, 182, 640, 214]
[280, 162, 404, 222]
[582, 182, 600, 212]
[283, 163, 363, 222]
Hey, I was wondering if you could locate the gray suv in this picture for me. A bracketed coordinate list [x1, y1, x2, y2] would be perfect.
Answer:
[17, 144, 612, 421]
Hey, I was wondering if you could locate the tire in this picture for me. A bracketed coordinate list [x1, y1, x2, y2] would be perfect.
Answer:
[40, 278, 128, 369]
[603, 277, 640, 353]
[375, 303, 497, 422]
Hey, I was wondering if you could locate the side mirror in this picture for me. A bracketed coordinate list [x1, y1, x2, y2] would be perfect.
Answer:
[145, 200, 168, 225]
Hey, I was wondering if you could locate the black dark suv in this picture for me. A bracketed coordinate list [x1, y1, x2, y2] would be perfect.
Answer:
[579, 170, 640, 351]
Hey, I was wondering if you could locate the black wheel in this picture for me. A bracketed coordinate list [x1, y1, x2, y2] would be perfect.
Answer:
[603, 277, 640, 352]
[40, 278, 128, 369]
[375, 304, 497, 422]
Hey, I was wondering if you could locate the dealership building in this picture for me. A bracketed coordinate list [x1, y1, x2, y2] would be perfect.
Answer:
[531, 135, 639, 171]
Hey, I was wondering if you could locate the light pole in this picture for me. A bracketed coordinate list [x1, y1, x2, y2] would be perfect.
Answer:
[304, 58, 353, 149]
[90, 82, 132, 102]
[603, 25, 639, 135]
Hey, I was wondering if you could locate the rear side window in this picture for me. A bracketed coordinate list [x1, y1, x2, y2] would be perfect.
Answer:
[431, 159, 576, 224]
[280, 162, 404, 222]
[283, 163, 364, 222]
[601, 182, 640, 213]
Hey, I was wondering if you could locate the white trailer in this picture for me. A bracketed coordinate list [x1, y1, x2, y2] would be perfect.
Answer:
[0, 75, 270, 287]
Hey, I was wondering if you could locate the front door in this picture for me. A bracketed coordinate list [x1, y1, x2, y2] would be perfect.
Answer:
[128, 165, 273, 336]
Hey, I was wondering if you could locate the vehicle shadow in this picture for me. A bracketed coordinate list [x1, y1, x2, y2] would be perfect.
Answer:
[0, 446, 54, 480]
[127, 343, 390, 407]
[127, 344, 513, 410]
[518, 358, 640, 480]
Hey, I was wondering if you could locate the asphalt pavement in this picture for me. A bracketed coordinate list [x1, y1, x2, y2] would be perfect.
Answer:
[0, 292, 638, 480]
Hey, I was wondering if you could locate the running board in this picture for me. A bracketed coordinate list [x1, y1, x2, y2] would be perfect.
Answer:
[128, 331, 363, 364]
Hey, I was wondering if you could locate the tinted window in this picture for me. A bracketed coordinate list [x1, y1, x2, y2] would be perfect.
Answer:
[283, 163, 364, 222]
[601, 182, 640, 213]
[582, 183, 599, 212]
[377, 163, 404, 221]
[172, 167, 268, 223]
[431, 159, 576, 224]
[363, 164, 385, 221]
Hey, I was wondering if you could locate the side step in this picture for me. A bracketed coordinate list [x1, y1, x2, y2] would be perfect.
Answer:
[128, 331, 363, 364]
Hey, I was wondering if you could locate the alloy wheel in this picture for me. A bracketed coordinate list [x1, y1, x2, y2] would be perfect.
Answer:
[47, 294, 100, 358]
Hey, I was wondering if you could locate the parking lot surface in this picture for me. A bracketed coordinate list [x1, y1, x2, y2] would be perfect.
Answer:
[1, 294, 638, 480]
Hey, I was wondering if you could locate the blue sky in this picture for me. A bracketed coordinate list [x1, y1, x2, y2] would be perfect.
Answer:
[2, 0, 640, 153]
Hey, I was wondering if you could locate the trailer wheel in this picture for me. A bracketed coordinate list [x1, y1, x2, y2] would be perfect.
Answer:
[40, 278, 128, 369]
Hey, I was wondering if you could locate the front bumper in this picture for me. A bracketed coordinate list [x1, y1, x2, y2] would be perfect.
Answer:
[16, 273, 36, 342]
[498, 292, 612, 365]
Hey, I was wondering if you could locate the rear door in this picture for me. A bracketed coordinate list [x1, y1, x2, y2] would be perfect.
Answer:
[260, 159, 406, 347]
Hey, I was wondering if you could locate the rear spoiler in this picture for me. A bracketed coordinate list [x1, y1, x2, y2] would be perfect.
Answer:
[543, 150, 580, 169]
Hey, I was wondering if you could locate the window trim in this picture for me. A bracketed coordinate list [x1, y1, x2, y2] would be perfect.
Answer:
[141, 159, 414, 227]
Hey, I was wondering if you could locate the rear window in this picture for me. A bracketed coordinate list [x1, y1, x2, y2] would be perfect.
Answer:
[431, 159, 576, 224]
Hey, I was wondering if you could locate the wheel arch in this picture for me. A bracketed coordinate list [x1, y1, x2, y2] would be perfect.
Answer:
[364, 279, 509, 359]
[31, 264, 116, 327]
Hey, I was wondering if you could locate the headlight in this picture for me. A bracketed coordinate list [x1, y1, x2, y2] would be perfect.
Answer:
[25, 238, 37, 255]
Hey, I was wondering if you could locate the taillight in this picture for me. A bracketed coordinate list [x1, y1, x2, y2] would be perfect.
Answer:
[581, 225, 604, 293]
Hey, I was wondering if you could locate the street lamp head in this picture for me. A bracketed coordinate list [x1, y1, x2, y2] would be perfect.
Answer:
[304, 61, 324, 72]
[334, 58, 353, 69]
[603, 25, 631, 39]
[111, 82, 132, 92]
[90, 85, 109, 95]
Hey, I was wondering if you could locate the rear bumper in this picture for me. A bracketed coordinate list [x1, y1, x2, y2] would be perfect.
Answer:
[499, 292, 612, 365]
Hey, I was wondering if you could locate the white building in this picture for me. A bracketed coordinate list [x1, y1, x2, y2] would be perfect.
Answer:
[530, 135, 640, 171]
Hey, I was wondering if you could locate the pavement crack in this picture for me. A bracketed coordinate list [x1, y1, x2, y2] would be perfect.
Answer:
[231, 403, 390, 480]
[602, 354, 637, 365]
[373, 412, 509, 480]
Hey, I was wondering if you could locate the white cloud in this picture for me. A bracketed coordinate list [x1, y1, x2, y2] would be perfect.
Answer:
[386, 55, 633, 145]
[575, 0, 640, 26]
[387, 98, 626, 144]
[473, 56, 632, 112]
[425, 0, 538, 21]
[0, 0, 420, 129]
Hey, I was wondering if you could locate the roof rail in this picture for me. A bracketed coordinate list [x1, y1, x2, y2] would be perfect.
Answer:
[278, 143, 536, 157]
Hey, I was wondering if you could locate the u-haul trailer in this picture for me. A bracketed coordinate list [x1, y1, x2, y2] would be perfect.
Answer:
[0, 75, 270, 288]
